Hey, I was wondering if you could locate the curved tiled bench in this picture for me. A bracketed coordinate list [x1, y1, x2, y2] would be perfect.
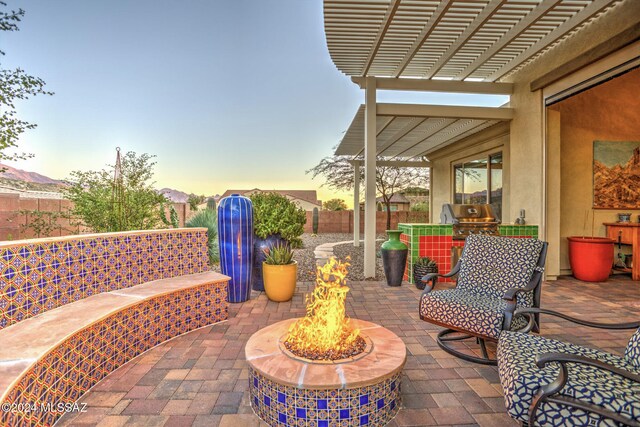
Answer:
[0, 271, 229, 427]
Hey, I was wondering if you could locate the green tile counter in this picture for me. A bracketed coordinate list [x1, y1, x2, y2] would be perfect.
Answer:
[398, 224, 539, 284]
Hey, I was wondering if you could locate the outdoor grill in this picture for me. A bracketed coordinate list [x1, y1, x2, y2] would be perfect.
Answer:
[440, 204, 501, 240]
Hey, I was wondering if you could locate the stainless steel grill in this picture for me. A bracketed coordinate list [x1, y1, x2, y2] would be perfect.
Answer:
[440, 204, 500, 240]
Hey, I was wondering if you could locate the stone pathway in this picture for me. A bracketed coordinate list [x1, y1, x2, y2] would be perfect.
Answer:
[314, 239, 363, 265]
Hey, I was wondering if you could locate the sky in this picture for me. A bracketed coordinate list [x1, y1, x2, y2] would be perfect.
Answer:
[3, 0, 507, 207]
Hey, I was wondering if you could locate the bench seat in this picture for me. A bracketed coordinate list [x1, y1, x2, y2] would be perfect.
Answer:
[0, 271, 229, 427]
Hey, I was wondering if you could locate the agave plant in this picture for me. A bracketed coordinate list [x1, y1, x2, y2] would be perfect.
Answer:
[264, 242, 294, 265]
[415, 256, 437, 267]
[185, 208, 219, 265]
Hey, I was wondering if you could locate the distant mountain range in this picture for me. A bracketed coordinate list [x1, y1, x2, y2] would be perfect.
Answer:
[0, 163, 206, 203]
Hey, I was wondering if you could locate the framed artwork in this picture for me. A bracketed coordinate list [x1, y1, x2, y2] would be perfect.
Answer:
[593, 140, 640, 209]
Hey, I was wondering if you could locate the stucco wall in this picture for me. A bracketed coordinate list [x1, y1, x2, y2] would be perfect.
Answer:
[548, 68, 640, 272]
[428, 123, 510, 223]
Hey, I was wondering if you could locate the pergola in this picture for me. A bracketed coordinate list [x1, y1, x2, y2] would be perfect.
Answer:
[323, 0, 623, 277]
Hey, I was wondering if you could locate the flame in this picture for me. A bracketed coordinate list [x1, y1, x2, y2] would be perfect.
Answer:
[284, 257, 360, 357]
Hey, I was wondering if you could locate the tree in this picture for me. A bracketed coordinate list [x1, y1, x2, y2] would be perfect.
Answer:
[187, 194, 206, 211]
[323, 198, 348, 211]
[0, 3, 53, 168]
[308, 155, 429, 229]
[64, 151, 169, 232]
[411, 201, 429, 212]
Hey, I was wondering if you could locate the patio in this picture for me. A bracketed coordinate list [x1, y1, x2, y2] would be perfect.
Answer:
[58, 275, 639, 427]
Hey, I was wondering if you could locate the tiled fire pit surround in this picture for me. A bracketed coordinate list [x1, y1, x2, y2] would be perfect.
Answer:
[246, 319, 406, 427]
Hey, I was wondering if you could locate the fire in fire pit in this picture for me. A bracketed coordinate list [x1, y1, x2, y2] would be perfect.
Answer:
[283, 257, 366, 361]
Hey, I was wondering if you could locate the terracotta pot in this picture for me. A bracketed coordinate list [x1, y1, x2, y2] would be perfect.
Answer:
[263, 261, 297, 302]
[567, 236, 614, 282]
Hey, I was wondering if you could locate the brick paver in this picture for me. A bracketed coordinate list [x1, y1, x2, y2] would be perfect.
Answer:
[58, 276, 639, 426]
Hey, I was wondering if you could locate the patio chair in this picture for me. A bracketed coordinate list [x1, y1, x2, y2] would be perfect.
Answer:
[419, 233, 548, 365]
[498, 308, 640, 426]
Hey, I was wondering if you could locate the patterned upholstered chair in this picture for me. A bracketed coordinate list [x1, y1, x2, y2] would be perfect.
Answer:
[498, 308, 640, 426]
[419, 234, 548, 365]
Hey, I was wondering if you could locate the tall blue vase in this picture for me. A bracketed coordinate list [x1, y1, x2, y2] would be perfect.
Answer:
[218, 194, 254, 303]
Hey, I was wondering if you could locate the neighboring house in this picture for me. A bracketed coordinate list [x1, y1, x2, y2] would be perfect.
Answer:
[360, 193, 410, 212]
[220, 189, 322, 211]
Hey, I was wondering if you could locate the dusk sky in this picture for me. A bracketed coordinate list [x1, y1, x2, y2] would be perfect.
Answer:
[4, 1, 507, 206]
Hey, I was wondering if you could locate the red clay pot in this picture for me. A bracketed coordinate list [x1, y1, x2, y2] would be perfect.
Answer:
[567, 236, 614, 282]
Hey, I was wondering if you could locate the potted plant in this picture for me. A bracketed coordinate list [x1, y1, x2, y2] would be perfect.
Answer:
[413, 256, 438, 290]
[250, 192, 306, 291]
[263, 243, 297, 302]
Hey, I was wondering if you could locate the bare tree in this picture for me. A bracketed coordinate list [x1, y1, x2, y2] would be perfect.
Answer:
[307, 155, 429, 230]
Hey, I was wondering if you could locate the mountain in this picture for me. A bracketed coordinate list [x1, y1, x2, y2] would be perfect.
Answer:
[158, 188, 191, 203]
[0, 163, 64, 185]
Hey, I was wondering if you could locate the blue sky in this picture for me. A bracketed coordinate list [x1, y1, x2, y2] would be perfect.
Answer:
[3, 1, 506, 205]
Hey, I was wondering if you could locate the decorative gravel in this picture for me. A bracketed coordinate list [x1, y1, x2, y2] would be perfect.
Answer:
[291, 233, 387, 282]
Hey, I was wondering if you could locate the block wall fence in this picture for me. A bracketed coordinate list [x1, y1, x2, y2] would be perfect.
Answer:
[303, 210, 430, 234]
[0, 193, 189, 241]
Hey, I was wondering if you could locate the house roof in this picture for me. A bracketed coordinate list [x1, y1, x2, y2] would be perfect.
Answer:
[220, 189, 321, 205]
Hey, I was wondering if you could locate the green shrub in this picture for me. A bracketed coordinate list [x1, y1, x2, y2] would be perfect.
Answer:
[250, 192, 306, 248]
[186, 209, 219, 265]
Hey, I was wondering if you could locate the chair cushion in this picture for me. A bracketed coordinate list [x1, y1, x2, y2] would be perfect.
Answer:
[420, 289, 527, 340]
[625, 328, 640, 369]
[498, 330, 640, 426]
[458, 234, 544, 306]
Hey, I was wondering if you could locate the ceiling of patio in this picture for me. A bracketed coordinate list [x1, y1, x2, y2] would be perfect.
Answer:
[335, 104, 508, 158]
[324, 0, 622, 81]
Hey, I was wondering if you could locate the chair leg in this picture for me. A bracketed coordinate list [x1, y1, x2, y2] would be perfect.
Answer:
[436, 329, 497, 365]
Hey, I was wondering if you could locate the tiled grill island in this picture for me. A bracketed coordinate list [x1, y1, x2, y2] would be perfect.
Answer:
[399, 223, 539, 284]
[245, 319, 406, 427]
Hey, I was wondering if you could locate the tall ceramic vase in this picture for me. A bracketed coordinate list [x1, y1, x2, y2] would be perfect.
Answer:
[218, 194, 254, 303]
[381, 230, 408, 286]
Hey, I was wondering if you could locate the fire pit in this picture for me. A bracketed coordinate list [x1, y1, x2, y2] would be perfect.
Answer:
[245, 258, 406, 426]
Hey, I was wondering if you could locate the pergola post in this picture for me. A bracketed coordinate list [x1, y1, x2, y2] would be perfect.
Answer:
[353, 162, 360, 248]
[364, 77, 377, 278]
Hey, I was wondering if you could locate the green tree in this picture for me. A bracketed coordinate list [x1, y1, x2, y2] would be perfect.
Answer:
[250, 192, 306, 248]
[64, 151, 169, 232]
[323, 198, 348, 211]
[308, 155, 429, 230]
[187, 194, 206, 211]
[0, 3, 53, 168]
[410, 201, 429, 212]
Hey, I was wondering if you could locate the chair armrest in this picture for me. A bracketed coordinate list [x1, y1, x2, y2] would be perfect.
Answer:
[420, 260, 461, 294]
[529, 352, 640, 426]
[503, 267, 544, 301]
[515, 307, 640, 330]
[536, 352, 640, 383]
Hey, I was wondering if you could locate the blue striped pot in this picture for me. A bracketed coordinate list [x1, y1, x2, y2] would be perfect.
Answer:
[217, 194, 254, 303]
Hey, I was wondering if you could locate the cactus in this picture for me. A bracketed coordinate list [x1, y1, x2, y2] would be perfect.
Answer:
[207, 198, 217, 212]
[312, 207, 319, 235]
[159, 202, 180, 228]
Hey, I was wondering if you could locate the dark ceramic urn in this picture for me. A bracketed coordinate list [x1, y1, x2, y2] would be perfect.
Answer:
[381, 230, 408, 286]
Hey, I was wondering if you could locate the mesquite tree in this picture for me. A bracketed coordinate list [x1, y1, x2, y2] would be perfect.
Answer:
[0, 3, 53, 168]
[307, 155, 429, 230]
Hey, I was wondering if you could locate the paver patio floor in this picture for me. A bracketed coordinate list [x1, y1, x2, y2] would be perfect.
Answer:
[59, 275, 639, 427]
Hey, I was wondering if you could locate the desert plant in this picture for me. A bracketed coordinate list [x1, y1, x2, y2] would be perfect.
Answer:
[322, 198, 347, 211]
[64, 151, 168, 232]
[250, 192, 306, 248]
[263, 242, 294, 265]
[410, 202, 429, 212]
[312, 207, 319, 235]
[413, 256, 439, 290]
[159, 202, 180, 228]
[186, 208, 219, 266]
[207, 197, 217, 212]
